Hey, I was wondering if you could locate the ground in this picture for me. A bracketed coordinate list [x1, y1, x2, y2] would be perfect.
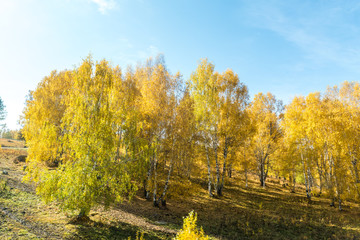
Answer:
[1, 139, 360, 239]
[0, 138, 26, 149]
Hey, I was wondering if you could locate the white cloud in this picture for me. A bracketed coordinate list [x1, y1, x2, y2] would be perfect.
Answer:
[90, 0, 116, 14]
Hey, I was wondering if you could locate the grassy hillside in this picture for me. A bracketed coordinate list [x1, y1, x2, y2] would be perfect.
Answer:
[1, 140, 360, 239]
[0, 138, 26, 149]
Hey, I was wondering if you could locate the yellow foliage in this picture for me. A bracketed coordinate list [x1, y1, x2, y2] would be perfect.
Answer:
[174, 211, 209, 240]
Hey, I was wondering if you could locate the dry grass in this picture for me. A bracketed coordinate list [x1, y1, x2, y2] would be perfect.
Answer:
[117, 172, 360, 239]
[0, 151, 174, 239]
[0, 138, 26, 148]
[1, 149, 360, 239]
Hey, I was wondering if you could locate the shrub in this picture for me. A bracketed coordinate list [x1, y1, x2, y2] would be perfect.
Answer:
[128, 231, 145, 240]
[174, 211, 209, 240]
[0, 179, 9, 195]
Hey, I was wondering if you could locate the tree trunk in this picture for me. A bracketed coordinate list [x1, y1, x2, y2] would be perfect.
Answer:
[259, 154, 268, 188]
[227, 163, 232, 178]
[143, 179, 147, 198]
[264, 156, 270, 187]
[330, 197, 335, 207]
[335, 178, 342, 211]
[292, 170, 296, 193]
[153, 154, 158, 207]
[328, 154, 335, 206]
[206, 146, 213, 197]
[157, 158, 173, 207]
[259, 157, 265, 187]
[316, 156, 323, 195]
[218, 138, 229, 196]
[145, 153, 154, 199]
[333, 158, 342, 211]
[214, 134, 220, 195]
[338, 197, 342, 211]
[157, 137, 176, 208]
[301, 152, 310, 200]
[185, 151, 191, 180]
[245, 168, 248, 188]
[353, 159, 360, 182]
[78, 208, 90, 220]
[351, 158, 360, 199]
[116, 128, 122, 160]
[307, 168, 312, 201]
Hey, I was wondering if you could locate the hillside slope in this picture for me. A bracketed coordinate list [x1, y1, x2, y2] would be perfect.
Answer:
[1, 144, 360, 239]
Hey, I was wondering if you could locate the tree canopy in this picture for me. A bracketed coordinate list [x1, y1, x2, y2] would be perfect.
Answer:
[22, 55, 360, 216]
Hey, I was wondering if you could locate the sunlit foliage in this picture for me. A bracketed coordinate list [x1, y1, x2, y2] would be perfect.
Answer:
[174, 211, 209, 240]
[22, 54, 360, 217]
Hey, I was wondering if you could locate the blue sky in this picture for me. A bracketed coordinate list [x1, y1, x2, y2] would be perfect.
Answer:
[1, 0, 360, 129]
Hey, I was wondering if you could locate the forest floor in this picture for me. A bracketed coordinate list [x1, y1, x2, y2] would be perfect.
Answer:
[1, 139, 360, 239]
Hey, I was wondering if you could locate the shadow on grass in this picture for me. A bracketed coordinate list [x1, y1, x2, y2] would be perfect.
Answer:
[60, 172, 360, 240]
[195, 183, 360, 240]
[201, 211, 360, 240]
[67, 219, 172, 240]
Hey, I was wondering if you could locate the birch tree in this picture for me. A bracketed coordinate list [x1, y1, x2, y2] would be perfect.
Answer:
[249, 92, 283, 187]
[23, 57, 138, 217]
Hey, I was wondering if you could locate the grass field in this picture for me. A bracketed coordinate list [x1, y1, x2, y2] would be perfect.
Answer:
[0, 138, 26, 149]
[1, 139, 360, 239]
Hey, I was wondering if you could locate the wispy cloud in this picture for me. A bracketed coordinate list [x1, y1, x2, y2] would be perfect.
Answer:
[113, 44, 161, 67]
[137, 45, 160, 60]
[241, 1, 360, 73]
[90, 0, 116, 14]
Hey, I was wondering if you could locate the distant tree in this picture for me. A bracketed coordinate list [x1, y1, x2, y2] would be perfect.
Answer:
[0, 127, 20, 140]
[16, 128, 25, 141]
[2, 128, 12, 139]
[0, 96, 6, 126]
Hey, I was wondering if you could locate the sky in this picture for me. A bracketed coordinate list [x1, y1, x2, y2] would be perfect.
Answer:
[1, 0, 360, 129]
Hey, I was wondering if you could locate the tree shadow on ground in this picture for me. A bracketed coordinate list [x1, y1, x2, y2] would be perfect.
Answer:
[67, 219, 172, 240]
[112, 174, 360, 240]
[199, 208, 360, 240]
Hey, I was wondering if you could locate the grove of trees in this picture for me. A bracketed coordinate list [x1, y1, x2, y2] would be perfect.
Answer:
[22, 55, 360, 216]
